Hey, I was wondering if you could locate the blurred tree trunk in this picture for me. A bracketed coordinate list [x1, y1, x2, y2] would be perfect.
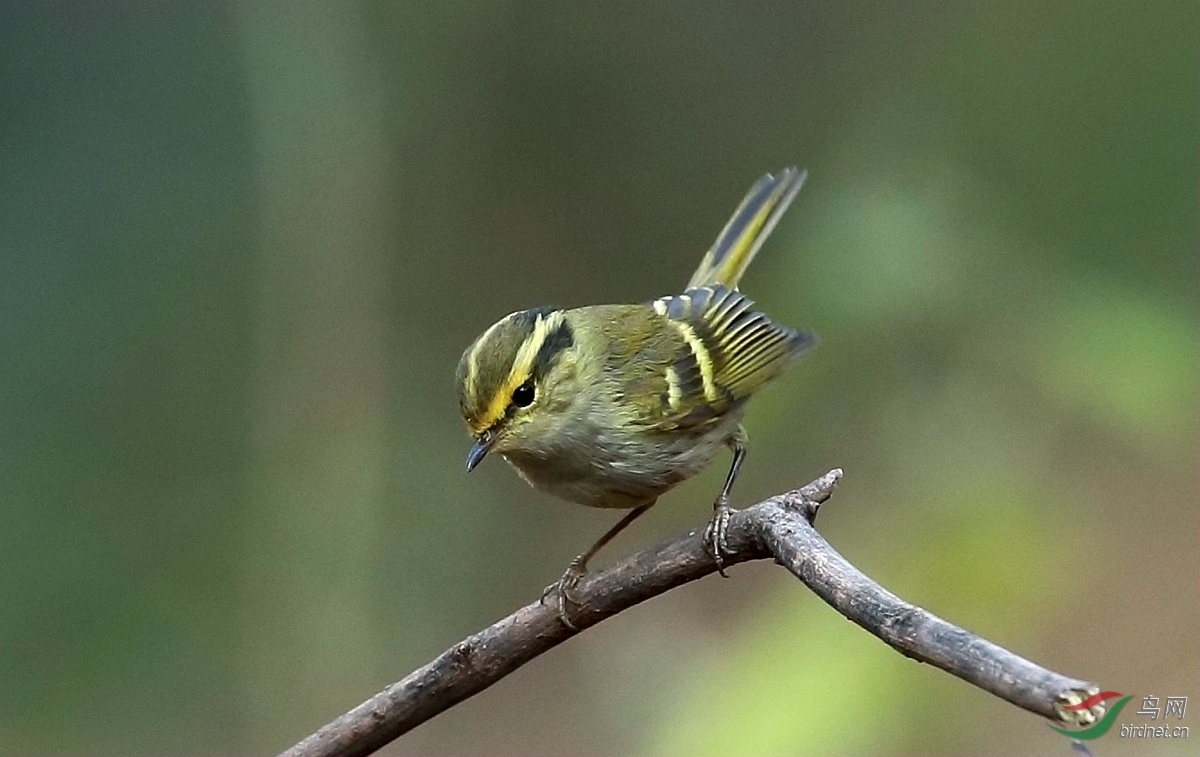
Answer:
[235, 3, 392, 749]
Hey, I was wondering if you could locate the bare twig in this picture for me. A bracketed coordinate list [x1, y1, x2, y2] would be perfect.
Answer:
[280, 470, 1102, 757]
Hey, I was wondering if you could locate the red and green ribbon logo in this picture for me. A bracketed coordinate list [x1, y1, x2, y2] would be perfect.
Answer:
[1048, 691, 1132, 740]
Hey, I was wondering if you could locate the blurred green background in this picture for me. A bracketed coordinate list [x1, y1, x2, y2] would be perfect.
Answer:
[0, 2, 1195, 755]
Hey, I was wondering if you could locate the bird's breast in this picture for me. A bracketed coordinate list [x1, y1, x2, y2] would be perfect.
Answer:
[500, 412, 741, 509]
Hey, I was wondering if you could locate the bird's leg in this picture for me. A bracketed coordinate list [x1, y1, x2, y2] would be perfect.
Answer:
[704, 426, 747, 577]
[542, 502, 654, 630]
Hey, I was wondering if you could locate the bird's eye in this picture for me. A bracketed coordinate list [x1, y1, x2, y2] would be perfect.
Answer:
[511, 381, 535, 408]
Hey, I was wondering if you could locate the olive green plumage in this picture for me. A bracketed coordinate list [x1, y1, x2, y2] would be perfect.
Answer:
[455, 167, 815, 626]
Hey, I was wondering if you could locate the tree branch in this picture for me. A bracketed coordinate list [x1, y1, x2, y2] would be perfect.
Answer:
[280, 469, 1104, 757]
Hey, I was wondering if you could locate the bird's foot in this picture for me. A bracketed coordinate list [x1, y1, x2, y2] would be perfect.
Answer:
[540, 556, 587, 630]
[704, 497, 735, 577]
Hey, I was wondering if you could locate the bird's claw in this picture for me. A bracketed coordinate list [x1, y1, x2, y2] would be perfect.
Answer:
[540, 557, 587, 630]
[704, 498, 734, 577]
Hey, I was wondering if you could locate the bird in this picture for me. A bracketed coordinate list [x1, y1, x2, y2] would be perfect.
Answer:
[456, 167, 816, 627]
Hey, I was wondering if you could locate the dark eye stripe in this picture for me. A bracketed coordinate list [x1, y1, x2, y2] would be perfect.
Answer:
[530, 317, 574, 381]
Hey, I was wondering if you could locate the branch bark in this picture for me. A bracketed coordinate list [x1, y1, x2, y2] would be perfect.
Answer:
[280, 469, 1104, 757]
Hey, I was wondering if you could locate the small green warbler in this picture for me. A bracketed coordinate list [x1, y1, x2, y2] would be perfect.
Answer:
[456, 168, 815, 627]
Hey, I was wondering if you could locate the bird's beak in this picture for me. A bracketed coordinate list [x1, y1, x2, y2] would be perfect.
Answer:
[465, 429, 498, 472]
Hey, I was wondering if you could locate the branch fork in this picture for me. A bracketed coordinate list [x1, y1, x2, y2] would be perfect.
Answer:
[281, 470, 1100, 757]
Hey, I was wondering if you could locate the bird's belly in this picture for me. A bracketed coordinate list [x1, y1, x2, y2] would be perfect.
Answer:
[501, 416, 739, 509]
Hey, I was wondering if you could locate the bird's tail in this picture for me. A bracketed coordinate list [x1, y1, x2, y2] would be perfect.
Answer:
[686, 167, 807, 290]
